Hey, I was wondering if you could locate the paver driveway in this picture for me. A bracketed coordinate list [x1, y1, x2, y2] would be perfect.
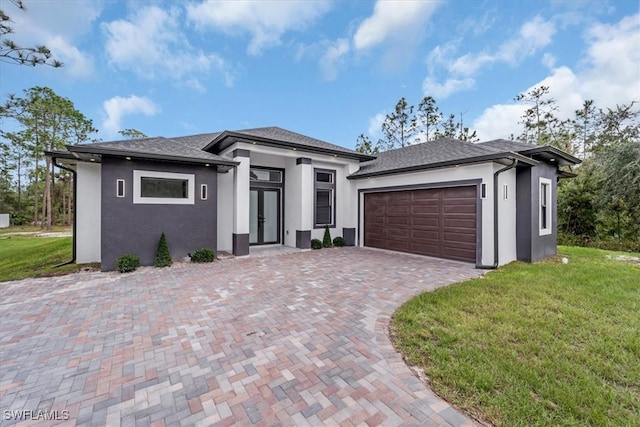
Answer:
[1, 248, 483, 426]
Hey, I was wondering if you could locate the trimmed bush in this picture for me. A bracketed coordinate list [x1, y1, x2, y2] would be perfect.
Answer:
[154, 231, 172, 267]
[333, 236, 346, 247]
[116, 253, 140, 273]
[322, 225, 333, 248]
[191, 248, 215, 263]
[311, 238, 322, 250]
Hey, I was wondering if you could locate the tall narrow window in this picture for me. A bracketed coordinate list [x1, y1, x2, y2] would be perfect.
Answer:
[116, 179, 125, 198]
[201, 184, 208, 200]
[314, 168, 336, 228]
[539, 178, 552, 235]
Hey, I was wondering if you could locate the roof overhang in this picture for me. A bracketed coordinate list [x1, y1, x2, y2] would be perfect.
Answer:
[62, 145, 238, 172]
[204, 131, 376, 161]
[520, 146, 581, 166]
[348, 151, 537, 180]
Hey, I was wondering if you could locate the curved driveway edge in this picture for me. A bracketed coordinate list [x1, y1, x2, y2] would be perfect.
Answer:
[0, 248, 483, 426]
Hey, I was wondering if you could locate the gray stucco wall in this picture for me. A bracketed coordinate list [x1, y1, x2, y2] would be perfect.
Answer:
[516, 163, 558, 262]
[101, 157, 218, 271]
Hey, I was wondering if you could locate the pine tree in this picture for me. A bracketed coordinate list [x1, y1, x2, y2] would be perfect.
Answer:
[154, 232, 172, 267]
[322, 225, 333, 248]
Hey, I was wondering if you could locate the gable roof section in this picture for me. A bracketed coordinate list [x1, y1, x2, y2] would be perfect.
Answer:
[348, 138, 537, 179]
[67, 136, 237, 166]
[479, 139, 581, 166]
[203, 126, 375, 161]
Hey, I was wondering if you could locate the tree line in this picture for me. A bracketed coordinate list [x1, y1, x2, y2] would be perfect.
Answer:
[358, 88, 640, 250]
[355, 96, 478, 154]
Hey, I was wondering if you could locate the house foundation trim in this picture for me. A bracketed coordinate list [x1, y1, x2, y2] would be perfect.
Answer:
[296, 230, 311, 249]
[233, 233, 250, 256]
[342, 228, 355, 246]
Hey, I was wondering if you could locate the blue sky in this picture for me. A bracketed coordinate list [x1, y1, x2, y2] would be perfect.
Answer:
[2, 0, 639, 150]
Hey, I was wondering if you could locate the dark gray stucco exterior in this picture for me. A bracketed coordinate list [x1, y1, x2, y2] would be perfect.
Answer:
[101, 157, 218, 271]
[516, 162, 558, 262]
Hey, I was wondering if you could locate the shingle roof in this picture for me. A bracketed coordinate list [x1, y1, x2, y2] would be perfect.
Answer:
[205, 126, 375, 160]
[68, 136, 235, 165]
[348, 138, 520, 178]
[478, 139, 539, 152]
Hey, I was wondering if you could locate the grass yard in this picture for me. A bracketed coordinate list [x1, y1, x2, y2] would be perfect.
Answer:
[392, 246, 640, 426]
[0, 231, 96, 282]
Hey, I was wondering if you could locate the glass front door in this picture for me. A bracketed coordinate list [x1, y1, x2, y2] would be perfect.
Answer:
[249, 188, 281, 245]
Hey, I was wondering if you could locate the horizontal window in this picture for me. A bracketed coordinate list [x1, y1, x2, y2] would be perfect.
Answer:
[133, 170, 194, 205]
[250, 168, 282, 183]
[141, 177, 188, 199]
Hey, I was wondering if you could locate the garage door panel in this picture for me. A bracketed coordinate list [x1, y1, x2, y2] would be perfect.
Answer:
[386, 227, 410, 238]
[386, 206, 411, 215]
[412, 217, 439, 227]
[411, 229, 439, 240]
[412, 205, 439, 215]
[386, 217, 410, 226]
[444, 218, 475, 228]
[412, 190, 440, 201]
[364, 186, 477, 263]
[444, 186, 476, 199]
[443, 231, 476, 244]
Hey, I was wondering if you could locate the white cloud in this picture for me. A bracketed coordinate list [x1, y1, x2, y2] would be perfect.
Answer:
[102, 95, 159, 136]
[449, 16, 556, 76]
[6, 0, 100, 77]
[422, 76, 475, 99]
[46, 37, 95, 77]
[368, 112, 386, 137]
[320, 38, 350, 81]
[103, 6, 234, 88]
[186, 0, 332, 55]
[542, 53, 556, 69]
[472, 13, 640, 141]
[424, 15, 556, 100]
[353, 0, 440, 51]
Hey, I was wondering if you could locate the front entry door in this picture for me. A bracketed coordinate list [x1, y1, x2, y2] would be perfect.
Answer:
[250, 188, 280, 244]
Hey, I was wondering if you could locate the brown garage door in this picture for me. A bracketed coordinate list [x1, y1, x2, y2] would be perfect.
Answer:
[364, 186, 477, 263]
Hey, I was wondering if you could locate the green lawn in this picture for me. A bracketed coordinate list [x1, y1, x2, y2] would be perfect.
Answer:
[392, 246, 640, 426]
[0, 232, 97, 282]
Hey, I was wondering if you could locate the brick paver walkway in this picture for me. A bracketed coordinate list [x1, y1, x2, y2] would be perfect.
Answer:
[1, 248, 483, 426]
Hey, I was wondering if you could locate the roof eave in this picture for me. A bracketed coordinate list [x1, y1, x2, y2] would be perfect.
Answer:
[204, 131, 376, 161]
[521, 146, 581, 166]
[348, 152, 536, 180]
[67, 145, 239, 167]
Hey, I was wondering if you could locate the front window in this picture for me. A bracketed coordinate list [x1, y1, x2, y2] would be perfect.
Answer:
[539, 178, 552, 235]
[315, 169, 336, 227]
[133, 170, 195, 204]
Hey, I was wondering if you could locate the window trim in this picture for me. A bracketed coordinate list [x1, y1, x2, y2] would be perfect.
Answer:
[539, 177, 552, 236]
[133, 170, 195, 205]
[116, 179, 125, 198]
[314, 168, 336, 228]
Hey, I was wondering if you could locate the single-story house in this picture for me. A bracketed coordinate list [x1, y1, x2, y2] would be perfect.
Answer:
[48, 127, 580, 271]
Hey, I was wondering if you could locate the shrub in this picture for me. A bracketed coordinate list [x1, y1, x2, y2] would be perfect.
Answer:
[333, 236, 346, 247]
[191, 248, 215, 263]
[116, 253, 140, 273]
[154, 231, 172, 267]
[322, 225, 333, 248]
[311, 238, 322, 250]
